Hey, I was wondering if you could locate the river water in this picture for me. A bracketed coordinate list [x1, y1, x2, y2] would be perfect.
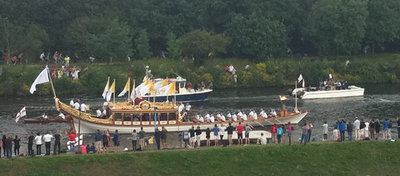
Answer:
[0, 84, 399, 152]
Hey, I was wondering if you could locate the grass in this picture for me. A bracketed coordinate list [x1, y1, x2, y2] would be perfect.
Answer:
[0, 141, 399, 175]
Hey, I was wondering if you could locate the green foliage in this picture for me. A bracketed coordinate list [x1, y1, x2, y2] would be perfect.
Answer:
[1, 142, 400, 175]
[307, 0, 369, 56]
[226, 14, 288, 60]
[179, 30, 228, 60]
[166, 32, 181, 59]
[66, 16, 133, 61]
[0, 18, 49, 63]
[365, 0, 400, 52]
[134, 29, 152, 59]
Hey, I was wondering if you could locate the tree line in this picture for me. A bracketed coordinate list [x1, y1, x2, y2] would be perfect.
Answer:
[0, 0, 399, 63]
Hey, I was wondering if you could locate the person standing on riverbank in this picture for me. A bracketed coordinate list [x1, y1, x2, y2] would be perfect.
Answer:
[43, 132, 53, 155]
[322, 121, 328, 141]
[353, 118, 360, 140]
[271, 124, 277, 144]
[161, 127, 168, 149]
[95, 130, 102, 153]
[102, 131, 108, 151]
[113, 130, 120, 148]
[213, 124, 219, 146]
[5, 135, 13, 158]
[54, 131, 61, 155]
[219, 124, 226, 147]
[13, 135, 20, 156]
[347, 121, 353, 141]
[300, 123, 309, 145]
[339, 119, 346, 142]
[28, 133, 34, 156]
[245, 123, 252, 145]
[286, 122, 293, 145]
[277, 125, 283, 144]
[206, 127, 211, 147]
[369, 120, 375, 140]
[226, 123, 234, 147]
[67, 131, 77, 153]
[307, 122, 313, 142]
[2, 135, 6, 157]
[195, 126, 202, 148]
[34, 133, 42, 155]
[132, 129, 138, 151]
[154, 128, 161, 150]
[236, 122, 244, 145]
[139, 127, 145, 151]
[397, 117, 400, 139]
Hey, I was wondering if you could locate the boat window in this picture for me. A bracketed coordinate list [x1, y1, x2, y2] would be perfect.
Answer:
[114, 113, 122, 121]
[142, 113, 150, 121]
[133, 114, 140, 121]
[169, 113, 177, 120]
[124, 114, 132, 122]
[160, 113, 168, 121]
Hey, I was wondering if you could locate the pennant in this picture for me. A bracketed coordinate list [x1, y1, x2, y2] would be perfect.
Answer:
[297, 74, 303, 83]
[102, 78, 110, 99]
[30, 68, 50, 94]
[135, 80, 151, 97]
[118, 78, 130, 97]
[15, 107, 26, 123]
[154, 79, 169, 91]
[106, 80, 115, 102]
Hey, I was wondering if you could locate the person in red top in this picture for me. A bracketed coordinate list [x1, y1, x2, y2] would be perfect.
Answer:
[236, 122, 244, 145]
[80, 144, 87, 154]
[187, 82, 192, 89]
[67, 130, 77, 153]
[4, 53, 10, 65]
[271, 124, 278, 144]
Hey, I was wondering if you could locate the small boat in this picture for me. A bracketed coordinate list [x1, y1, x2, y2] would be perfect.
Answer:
[292, 85, 365, 99]
[141, 77, 212, 103]
[55, 98, 308, 134]
[24, 117, 70, 123]
[291, 74, 364, 99]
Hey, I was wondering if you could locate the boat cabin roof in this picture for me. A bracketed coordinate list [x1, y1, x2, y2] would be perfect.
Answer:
[108, 100, 178, 113]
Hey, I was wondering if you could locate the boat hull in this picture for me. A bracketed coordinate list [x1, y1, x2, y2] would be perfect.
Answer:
[142, 89, 212, 102]
[71, 111, 308, 134]
[293, 86, 364, 99]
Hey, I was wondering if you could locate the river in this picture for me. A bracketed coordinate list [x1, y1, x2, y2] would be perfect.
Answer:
[0, 84, 399, 152]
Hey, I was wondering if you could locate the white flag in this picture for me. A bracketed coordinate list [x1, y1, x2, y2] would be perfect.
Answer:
[106, 80, 115, 102]
[102, 78, 110, 99]
[137, 84, 150, 97]
[130, 81, 136, 101]
[15, 107, 26, 123]
[29, 68, 50, 94]
[297, 74, 303, 83]
[118, 78, 130, 97]
[329, 74, 333, 79]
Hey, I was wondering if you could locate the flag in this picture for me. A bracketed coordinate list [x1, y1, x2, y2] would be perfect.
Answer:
[137, 84, 150, 96]
[106, 80, 115, 102]
[297, 74, 303, 83]
[329, 74, 333, 79]
[135, 80, 151, 97]
[159, 82, 176, 95]
[15, 107, 26, 123]
[279, 95, 288, 101]
[154, 79, 169, 91]
[29, 68, 50, 94]
[118, 78, 130, 97]
[102, 78, 110, 99]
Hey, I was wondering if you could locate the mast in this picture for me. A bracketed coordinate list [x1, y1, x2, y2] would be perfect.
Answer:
[127, 77, 131, 102]
[113, 79, 116, 103]
[295, 81, 298, 112]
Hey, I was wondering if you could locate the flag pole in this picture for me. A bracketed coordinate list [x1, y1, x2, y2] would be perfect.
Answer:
[46, 65, 57, 98]
[295, 81, 298, 112]
[133, 79, 136, 102]
[127, 77, 131, 102]
[113, 79, 116, 104]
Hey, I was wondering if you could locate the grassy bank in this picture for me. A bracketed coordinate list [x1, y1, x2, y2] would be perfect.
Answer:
[1, 54, 400, 96]
[1, 141, 399, 175]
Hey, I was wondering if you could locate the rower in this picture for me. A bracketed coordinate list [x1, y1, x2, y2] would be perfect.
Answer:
[80, 103, 87, 112]
[96, 109, 102, 118]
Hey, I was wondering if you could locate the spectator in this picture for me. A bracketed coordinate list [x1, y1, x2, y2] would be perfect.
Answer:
[13, 135, 20, 156]
[113, 130, 120, 148]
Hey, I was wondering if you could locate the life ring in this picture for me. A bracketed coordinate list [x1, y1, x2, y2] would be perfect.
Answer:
[139, 100, 151, 110]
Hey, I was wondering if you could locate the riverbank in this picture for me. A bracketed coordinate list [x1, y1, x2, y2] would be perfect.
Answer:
[0, 141, 399, 175]
[1, 54, 400, 96]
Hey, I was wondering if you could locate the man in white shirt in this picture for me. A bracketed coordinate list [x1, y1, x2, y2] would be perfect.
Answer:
[353, 118, 360, 140]
[43, 132, 53, 155]
[80, 103, 87, 112]
[34, 133, 43, 155]
[70, 99, 74, 107]
[322, 121, 329, 141]
[74, 102, 80, 110]
[232, 114, 237, 121]
[96, 109, 102, 118]
[58, 113, 65, 119]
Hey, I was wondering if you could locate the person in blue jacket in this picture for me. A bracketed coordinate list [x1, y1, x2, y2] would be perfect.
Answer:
[339, 119, 346, 142]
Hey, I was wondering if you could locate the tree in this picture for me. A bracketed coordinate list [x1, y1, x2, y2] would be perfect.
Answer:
[179, 30, 228, 61]
[134, 29, 151, 59]
[166, 32, 181, 59]
[0, 18, 49, 63]
[365, 0, 400, 54]
[306, 0, 368, 56]
[225, 14, 288, 60]
[66, 16, 133, 61]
